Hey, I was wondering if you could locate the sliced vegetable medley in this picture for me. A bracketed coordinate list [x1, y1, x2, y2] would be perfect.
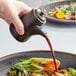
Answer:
[8, 58, 76, 76]
[49, 2, 76, 20]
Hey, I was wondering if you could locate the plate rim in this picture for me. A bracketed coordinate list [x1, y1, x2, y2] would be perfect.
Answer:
[40, 0, 76, 23]
[0, 50, 76, 60]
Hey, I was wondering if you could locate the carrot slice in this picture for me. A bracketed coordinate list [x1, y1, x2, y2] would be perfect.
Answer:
[31, 72, 37, 76]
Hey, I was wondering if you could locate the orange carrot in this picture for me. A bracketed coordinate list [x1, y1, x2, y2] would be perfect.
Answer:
[31, 72, 37, 76]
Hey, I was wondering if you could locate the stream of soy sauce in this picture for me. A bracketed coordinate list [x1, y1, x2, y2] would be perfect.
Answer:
[44, 35, 57, 72]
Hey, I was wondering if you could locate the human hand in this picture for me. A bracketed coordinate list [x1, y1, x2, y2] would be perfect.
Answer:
[0, 0, 31, 35]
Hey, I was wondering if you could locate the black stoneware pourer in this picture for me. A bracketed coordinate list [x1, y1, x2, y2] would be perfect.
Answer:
[10, 8, 46, 42]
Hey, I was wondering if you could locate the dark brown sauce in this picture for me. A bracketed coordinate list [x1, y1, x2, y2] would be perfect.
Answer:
[44, 35, 57, 71]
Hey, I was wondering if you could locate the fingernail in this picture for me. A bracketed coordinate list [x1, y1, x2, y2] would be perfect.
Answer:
[19, 30, 24, 35]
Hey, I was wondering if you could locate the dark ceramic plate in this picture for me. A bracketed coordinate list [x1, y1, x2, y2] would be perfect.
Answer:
[0, 50, 76, 76]
[40, 0, 76, 23]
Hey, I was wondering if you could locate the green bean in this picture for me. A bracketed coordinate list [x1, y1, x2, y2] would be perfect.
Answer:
[20, 59, 26, 62]
[68, 68, 76, 75]
[18, 71, 22, 76]
[23, 70, 29, 76]
[30, 64, 44, 70]
[11, 67, 16, 70]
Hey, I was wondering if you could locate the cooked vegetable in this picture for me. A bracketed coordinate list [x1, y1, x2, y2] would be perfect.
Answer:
[49, 2, 76, 20]
[8, 58, 76, 76]
[18, 71, 22, 76]
[8, 70, 17, 76]
[68, 68, 76, 75]
[22, 70, 29, 76]
[55, 72, 65, 76]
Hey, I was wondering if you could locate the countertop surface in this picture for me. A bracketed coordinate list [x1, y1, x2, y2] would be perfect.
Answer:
[0, 0, 76, 57]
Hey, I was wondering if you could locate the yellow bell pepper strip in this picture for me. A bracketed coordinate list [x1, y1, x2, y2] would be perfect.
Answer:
[56, 11, 65, 19]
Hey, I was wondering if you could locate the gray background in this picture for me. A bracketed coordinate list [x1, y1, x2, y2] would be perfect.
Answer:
[0, 0, 76, 57]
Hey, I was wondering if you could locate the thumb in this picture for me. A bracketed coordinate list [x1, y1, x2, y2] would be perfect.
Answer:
[11, 15, 24, 35]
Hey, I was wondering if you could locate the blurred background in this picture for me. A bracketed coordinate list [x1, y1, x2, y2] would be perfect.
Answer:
[0, 0, 76, 57]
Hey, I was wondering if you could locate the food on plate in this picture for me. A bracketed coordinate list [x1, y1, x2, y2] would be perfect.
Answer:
[8, 58, 76, 76]
[49, 2, 76, 20]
